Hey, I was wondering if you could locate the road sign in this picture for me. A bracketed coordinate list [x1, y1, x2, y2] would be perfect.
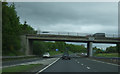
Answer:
[56, 49, 58, 51]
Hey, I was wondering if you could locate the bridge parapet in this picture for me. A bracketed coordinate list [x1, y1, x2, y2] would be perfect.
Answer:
[36, 31, 120, 38]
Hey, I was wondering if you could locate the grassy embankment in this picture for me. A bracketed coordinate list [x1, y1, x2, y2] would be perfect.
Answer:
[49, 51, 62, 56]
[2, 56, 39, 62]
[94, 53, 119, 57]
[2, 64, 42, 72]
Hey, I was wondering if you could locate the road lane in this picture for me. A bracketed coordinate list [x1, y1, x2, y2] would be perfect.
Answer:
[41, 57, 119, 72]
[77, 58, 118, 72]
[43, 58, 88, 72]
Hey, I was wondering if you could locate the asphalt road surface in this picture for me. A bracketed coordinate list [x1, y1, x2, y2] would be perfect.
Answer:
[42, 54, 119, 72]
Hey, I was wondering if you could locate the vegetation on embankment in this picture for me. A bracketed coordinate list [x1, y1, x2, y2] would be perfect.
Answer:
[49, 51, 73, 56]
[2, 56, 39, 61]
[2, 2, 37, 56]
[32, 41, 86, 56]
[2, 64, 42, 72]
[49, 51, 62, 56]
[94, 53, 119, 58]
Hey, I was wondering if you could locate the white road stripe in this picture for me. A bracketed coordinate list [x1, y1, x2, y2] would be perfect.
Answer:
[36, 58, 60, 74]
[77, 62, 80, 63]
[81, 64, 84, 65]
[86, 67, 90, 69]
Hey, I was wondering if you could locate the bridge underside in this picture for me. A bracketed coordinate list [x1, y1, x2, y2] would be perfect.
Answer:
[28, 39, 119, 44]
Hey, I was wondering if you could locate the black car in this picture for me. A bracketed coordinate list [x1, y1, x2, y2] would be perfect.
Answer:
[61, 52, 70, 60]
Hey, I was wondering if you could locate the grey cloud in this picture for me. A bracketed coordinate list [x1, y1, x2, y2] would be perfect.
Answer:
[8, 2, 118, 34]
[7, 2, 118, 48]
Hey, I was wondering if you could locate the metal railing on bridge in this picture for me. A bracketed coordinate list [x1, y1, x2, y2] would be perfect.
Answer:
[36, 31, 120, 38]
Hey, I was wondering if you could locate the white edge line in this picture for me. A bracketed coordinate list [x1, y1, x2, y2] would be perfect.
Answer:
[81, 64, 84, 65]
[87, 58, 120, 66]
[36, 58, 60, 74]
[86, 67, 90, 69]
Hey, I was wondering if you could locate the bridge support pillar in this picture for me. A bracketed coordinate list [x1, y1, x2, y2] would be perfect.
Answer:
[26, 38, 29, 55]
[21, 35, 33, 55]
[29, 40, 33, 55]
[117, 43, 120, 53]
[26, 39, 33, 55]
[87, 42, 93, 57]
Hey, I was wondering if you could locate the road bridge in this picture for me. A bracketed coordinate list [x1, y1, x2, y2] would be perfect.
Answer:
[20, 32, 120, 57]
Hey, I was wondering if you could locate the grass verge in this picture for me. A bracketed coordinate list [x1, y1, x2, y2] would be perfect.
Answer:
[2, 64, 42, 72]
[94, 53, 119, 57]
[49, 51, 62, 56]
[49, 51, 73, 56]
[3, 56, 39, 62]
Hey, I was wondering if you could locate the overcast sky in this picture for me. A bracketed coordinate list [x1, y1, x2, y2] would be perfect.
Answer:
[11, 2, 118, 33]
[8, 2, 118, 49]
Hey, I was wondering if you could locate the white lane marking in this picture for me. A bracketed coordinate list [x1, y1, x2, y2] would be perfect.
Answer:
[81, 64, 84, 65]
[87, 59, 120, 66]
[36, 58, 60, 74]
[77, 62, 80, 63]
[86, 67, 90, 69]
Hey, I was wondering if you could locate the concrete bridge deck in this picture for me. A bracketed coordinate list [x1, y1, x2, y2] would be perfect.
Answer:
[26, 34, 120, 43]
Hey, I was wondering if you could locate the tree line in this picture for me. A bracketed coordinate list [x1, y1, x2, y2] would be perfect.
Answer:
[2, 2, 36, 56]
[32, 41, 87, 55]
[93, 45, 119, 54]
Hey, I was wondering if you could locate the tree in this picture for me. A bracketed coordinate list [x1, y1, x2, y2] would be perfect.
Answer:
[117, 43, 120, 53]
[33, 41, 47, 55]
[2, 2, 37, 55]
[20, 21, 37, 35]
[54, 41, 66, 52]
[2, 2, 21, 55]
[106, 46, 117, 53]
[93, 47, 104, 54]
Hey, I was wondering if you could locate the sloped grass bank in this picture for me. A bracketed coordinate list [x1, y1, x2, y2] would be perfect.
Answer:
[2, 64, 42, 72]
